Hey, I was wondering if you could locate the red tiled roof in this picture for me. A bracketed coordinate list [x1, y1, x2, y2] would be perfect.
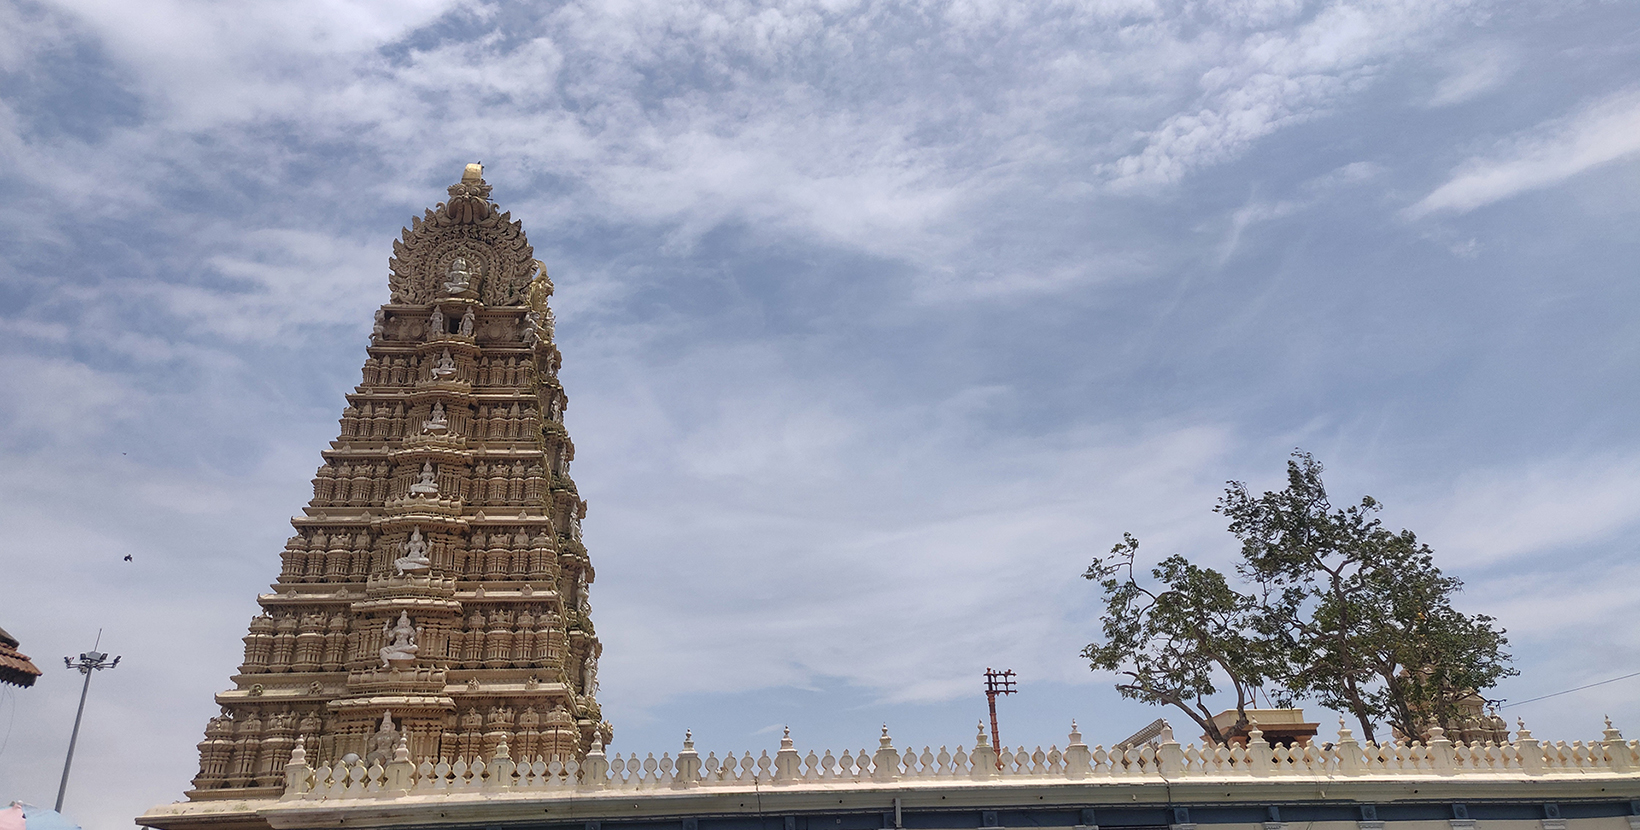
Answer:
[0, 625, 42, 688]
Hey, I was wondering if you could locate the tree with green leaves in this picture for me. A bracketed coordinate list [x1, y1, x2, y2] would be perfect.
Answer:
[1084, 452, 1515, 744]
[1219, 452, 1515, 742]
[1081, 534, 1278, 745]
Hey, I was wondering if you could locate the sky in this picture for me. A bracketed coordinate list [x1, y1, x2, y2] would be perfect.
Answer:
[1, 0, 1639, 826]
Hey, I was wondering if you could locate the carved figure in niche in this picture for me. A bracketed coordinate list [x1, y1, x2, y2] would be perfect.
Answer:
[422, 401, 449, 434]
[459, 308, 475, 337]
[379, 612, 419, 667]
[428, 307, 445, 338]
[394, 527, 431, 574]
[443, 256, 474, 295]
[522, 307, 555, 346]
[576, 572, 592, 617]
[372, 308, 386, 341]
[582, 654, 598, 695]
[410, 462, 439, 495]
[432, 349, 457, 379]
[368, 710, 398, 765]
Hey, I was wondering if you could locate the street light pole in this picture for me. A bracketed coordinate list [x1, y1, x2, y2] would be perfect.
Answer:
[56, 643, 120, 813]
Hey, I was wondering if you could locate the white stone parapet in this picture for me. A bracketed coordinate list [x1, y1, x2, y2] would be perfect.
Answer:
[269, 721, 1639, 802]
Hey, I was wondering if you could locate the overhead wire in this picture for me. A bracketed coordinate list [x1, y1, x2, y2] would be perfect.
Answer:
[1500, 670, 1640, 709]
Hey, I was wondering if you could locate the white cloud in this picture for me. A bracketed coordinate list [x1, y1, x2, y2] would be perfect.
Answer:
[1413, 452, 1640, 569]
[1407, 87, 1640, 217]
[1107, 0, 1468, 188]
[1427, 40, 1515, 107]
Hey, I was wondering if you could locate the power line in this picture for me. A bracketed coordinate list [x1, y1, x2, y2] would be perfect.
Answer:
[1501, 670, 1640, 709]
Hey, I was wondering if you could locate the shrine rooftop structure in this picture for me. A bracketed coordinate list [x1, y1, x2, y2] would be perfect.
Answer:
[183, 164, 606, 802]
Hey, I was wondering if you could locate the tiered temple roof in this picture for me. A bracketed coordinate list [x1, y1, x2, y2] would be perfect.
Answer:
[186, 164, 606, 800]
[0, 624, 42, 688]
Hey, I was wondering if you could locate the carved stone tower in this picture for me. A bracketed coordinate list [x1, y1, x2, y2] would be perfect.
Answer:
[187, 165, 607, 799]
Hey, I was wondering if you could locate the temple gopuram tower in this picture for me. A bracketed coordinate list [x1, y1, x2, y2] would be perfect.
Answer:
[187, 164, 608, 799]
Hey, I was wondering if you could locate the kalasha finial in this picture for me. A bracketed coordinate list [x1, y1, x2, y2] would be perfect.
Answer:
[1337, 716, 1355, 741]
[1603, 717, 1623, 741]
[445, 163, 493, 222]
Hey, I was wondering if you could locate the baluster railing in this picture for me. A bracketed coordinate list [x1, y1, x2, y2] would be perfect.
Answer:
[276, 718, 1640, 801]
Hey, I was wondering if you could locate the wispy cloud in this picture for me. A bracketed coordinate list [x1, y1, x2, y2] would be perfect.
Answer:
[1407, 87, 1640, 217]
[1414, 452, 1640, 569]
[1426, 40, 1516, 107]
[1107, 0, 1470, 188]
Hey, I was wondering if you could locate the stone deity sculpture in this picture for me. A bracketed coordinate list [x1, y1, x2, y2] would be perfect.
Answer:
[394, 527, 431, 574]
[372, 308, 386, 341]
[368, 711, 398, 765]
[520, 307, 555, 346]
[422, 401, 448, 434]
[428, 307, 444, 338]
[379, 613, 419, 667]
[522, 310, 541, 346]
[576, 572, 592, 617]
[582, 654, 599, 695]
[410, 461, 439, 495]
[459, 308, 475, 337]
[431, 349, 457, 379]
[443, 256, 474, 295]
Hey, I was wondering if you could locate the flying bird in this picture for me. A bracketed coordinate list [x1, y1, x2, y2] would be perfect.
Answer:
[123, 555, 132, 562]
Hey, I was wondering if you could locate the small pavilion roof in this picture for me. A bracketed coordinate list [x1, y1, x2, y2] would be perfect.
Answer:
[0, 624, 42, 688]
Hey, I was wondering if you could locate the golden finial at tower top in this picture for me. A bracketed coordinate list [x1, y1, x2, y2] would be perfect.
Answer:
[462, 162, 483, 183]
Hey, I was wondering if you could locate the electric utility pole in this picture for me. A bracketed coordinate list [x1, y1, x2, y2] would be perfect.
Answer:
[983, 667, 1017, 767]
[56, 635, 120, 812]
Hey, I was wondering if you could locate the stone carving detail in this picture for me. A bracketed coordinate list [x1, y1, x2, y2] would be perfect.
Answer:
[387, 164, 536, 306]
[431, 349, 457, 379]
[394, 527, 430, 574]
[422, 401, 448, 434]
[379, 612, 420, 667]
[366, 711, 398, 765]
[410, 462, 439, 495]
[444, 257, 475, 297]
